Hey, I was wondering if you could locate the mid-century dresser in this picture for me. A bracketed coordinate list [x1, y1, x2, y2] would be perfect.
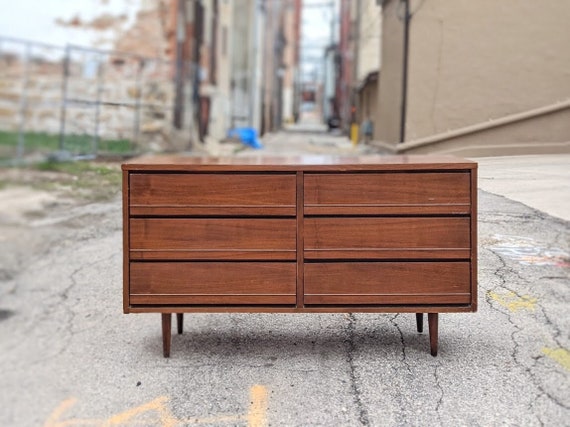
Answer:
[122, 155, 477, 357]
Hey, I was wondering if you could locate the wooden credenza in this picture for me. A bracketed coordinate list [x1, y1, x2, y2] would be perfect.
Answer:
[122, 155, 477, 357]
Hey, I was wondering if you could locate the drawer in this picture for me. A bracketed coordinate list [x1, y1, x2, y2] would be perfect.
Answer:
[130, 262, 296, 305]
[304, 217, 470, 259]
[129, 173, 296, 216]
[130, 218, 296, 260]
[304, 262, 471, 305]
[304, 172, 471, 215]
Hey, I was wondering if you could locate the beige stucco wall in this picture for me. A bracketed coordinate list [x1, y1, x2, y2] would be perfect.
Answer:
[397, 106, 570, 157]
[356, 0, 381, 82]
[376, 0, 405, 143]
[355, 0, 381, 140]
[358, 78, 379, 139]
[405, 0, 570, 141]
[359, 80, 378, 117]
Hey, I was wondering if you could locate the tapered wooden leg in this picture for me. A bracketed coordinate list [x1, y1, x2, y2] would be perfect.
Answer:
[176, 313, 184, 335]
[415, 313, 424, 333]
[162, 313, 171, 358]
[428, 313, 438, 357]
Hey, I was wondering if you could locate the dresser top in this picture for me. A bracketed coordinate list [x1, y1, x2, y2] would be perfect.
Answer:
[122, 154, 477, 172]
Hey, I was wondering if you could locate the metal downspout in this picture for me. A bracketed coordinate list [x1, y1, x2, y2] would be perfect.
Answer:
[399, 0, 410, 143]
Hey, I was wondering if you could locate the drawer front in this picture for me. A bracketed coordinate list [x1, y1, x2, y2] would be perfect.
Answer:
[305, 172, 471, 215]
[304, 262, 471, 305]
[130, 218, 296, 260]
[305, 217, 470, 259]
[130, 262, 296, 305]
[130, 173, 296, 216]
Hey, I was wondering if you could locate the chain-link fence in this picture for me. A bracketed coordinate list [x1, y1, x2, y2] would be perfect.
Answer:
[0, 36, 194, 163]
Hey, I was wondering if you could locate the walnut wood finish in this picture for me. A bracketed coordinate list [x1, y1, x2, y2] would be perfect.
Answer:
[122, 170, 130, 314]
[429, 313, 439, 357]
[176, 313, 183, 335]
[304, 262, 471, 305]
[296, 172, 305, 307]
[122, 154, 476, 170]
[304, 172, 471, 215]
[162, 313, 171, 358]
[130, 173, 296, 216]
[304, 217, 470, 260]
[130, 262, 296, 305]
[416, 313, 424, 333]
[470, 168, 479, 312]
[122, 155, 477, 358]
[129, 218, 296, 260]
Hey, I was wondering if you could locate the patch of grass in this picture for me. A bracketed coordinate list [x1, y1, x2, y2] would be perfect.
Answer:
[32, 160, 122, 201]
[0, 160, 123, 202]
[0, 130, 133, 155]
[35, 160, 106, 174]
[0, 130, 131, 202]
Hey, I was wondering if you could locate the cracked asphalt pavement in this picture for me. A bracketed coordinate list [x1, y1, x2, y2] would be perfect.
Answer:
[0, 150, 568, 426]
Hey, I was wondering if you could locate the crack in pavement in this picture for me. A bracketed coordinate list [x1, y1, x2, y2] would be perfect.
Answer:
[345, 313, 370, 426]
[26, 251, 120, 367]
[388, 314, 412, 374]
[486, 241, 567, 350]
[433, 360, 444, 425]
[526, 353, 570, 411]
[484, 248, 570, 411]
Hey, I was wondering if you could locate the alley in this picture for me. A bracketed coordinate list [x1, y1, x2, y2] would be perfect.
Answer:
[0, 151, 568, 426]
[259, 128, 373, 157]
[0, 1, 568, 424]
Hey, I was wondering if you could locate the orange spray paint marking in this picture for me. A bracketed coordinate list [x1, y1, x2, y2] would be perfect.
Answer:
[44, 384, 268, 426]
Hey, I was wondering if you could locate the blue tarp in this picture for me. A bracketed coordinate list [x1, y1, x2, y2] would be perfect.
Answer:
[227, 127, 263, 149]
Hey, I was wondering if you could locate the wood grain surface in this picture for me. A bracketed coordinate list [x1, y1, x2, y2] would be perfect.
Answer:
[304, 262, 470, 305]
[130, 173, 296, 216]
[130, 218, 296, 260]
[304, 172, 471, 215]
[304, 217, 470, 259]
[130, 262, 296, 305]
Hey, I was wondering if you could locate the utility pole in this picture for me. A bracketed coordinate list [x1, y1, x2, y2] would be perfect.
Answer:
[192, 0, 204, 142]
[248, 0, 265, 131]
[273, 1, 285, 131]
[173, 0, 186, 129]
[263, 0, 274, 133]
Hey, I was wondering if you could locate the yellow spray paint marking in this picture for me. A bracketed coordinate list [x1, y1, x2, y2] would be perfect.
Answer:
[542, 347, 570, 372]
[44, 385, 268, 427]
[248, 385, 269, 427]
[488, 291, 537, 312]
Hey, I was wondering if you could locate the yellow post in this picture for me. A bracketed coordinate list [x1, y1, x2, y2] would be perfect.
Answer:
[350, 123, 359, 146]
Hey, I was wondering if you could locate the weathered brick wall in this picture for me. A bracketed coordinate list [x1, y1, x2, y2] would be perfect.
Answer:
[0, 56, 177, 152]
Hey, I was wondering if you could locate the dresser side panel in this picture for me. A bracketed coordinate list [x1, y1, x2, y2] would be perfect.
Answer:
[471, 166, 479, 311]
[122, 170, 130, 313]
